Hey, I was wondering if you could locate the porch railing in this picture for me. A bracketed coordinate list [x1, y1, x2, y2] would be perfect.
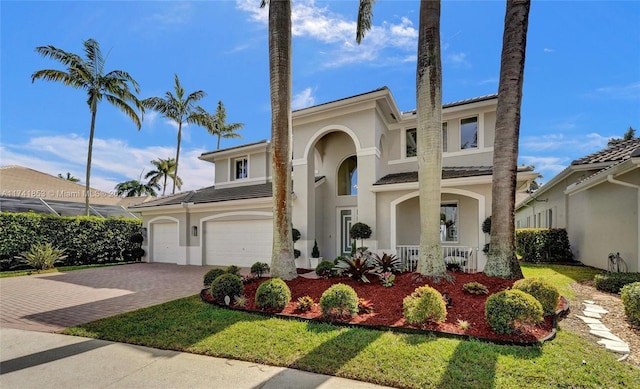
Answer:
[395, 245, 478, 273]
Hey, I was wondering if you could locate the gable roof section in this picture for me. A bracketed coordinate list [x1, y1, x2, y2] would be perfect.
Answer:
[571, 138, 640, 165]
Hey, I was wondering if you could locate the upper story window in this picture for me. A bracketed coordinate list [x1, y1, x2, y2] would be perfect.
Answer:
[233, 156, 248, 180]
[337, 155, 358, 196]
[406, 124, 449, 157]
[406, 128, 417, 157]
[460, 116, 478, 149]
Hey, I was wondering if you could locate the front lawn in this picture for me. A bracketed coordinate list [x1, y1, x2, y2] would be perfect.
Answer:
[63, 264, 637, 388]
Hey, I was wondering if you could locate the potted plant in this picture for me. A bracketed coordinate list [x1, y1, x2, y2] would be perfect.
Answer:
[310, 239, 321, 268]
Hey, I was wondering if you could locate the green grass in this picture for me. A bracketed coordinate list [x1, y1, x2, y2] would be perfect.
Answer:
[64, 264, 638, 389]
[0, 262, 134, 278]
[520, 263, 604, 299]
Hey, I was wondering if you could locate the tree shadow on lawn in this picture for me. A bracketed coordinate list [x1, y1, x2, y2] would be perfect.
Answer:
[435, 339, 542, 389]
[290, 322, 384, 377]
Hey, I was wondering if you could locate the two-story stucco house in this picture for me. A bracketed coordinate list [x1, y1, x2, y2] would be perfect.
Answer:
[130, 87, 538, 272]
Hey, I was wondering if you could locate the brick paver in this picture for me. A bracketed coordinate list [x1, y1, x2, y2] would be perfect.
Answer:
[0, 263, 215, 332]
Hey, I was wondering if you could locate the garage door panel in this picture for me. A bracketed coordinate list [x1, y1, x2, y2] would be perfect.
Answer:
[152, 222, 178, 263]
[205, 219, 272, 267]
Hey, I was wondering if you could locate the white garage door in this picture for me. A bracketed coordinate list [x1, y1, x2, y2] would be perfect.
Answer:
[152, 222, 179, 263]
[205, 219, 272, 267]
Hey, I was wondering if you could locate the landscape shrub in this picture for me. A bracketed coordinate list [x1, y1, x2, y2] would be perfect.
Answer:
[515, 228, 573, 263]
[16, 242, 68, 271]
[620, 282, 640, 326]
[250, 262, 270, 278]
[593, 272, 640, 293]
[512, 277, 560, 315]
[203, 268, 227, 287]
[255, 278, 291, 310]
[334, 251, 376, 282]
[210, 273, 244, 304]
[296, 296, 314, 312]
[485, 290, 543, 334]
[225, 265, 241, 276]
[463, 281, 489, 295]
[320, 283, 359, 318]
[315, 260, 335, 278]
[402, 285, 447, 325]
[0, 212, 142, 271]
[372, 252, 402, 273]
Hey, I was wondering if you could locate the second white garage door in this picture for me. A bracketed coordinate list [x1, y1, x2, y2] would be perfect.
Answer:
[205, 219, 272, 267]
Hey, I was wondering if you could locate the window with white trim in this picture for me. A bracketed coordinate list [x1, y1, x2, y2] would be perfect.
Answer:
[233, 156, 248, 180]
[460, 116, 478, 150]
[440, 203, 458, 242]
[406, 128, 417, 157]
[337, 156, 358, 196]
[442, 122, 448, 152]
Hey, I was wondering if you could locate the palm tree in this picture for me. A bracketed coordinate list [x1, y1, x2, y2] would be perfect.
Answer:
[262, 0, 297, 280]
[32, 38, 143, 216]
[114, 179, 160, 197]
[58, 172, 80, 183]
[357, 0, 446, 278]
[145, 157, 182, 196]
[483, 0, 531, 279]
[196, 100, 244, 149]
[142, 74, 205, 194]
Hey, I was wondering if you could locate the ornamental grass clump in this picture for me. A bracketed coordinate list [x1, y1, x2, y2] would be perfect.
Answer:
[512, 277, 560, 315]
[16, 242, 67, 271]
[255, 278, 291, 310]
[210, 273, 244, 305]
[403, 285, 447, 325]
[320, 283, 359, 319]
[621, 282, 640, 326]
[463, 281, 489, 295]
[485, 290, 543, 334]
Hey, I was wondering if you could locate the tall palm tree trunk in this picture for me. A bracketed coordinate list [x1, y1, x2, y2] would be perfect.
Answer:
[173, 124, 182, 195]
[416, 0, 446, 278]
[484, 0, 530, 279]
[84, 107, 98, 216]
[162, 175, 168, 196]
[269, 0, 296, 280]
[217, 135, 221, 149]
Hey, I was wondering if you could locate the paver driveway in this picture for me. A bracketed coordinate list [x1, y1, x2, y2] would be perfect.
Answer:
[0, 263, 215, 332]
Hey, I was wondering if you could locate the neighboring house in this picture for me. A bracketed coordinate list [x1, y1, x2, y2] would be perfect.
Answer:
[515, 139, 640, 272]
[130, 87, 538, 270]
[0, 165, 150, 217]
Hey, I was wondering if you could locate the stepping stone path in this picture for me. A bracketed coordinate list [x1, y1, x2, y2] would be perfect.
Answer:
[577, 300, 630, 356]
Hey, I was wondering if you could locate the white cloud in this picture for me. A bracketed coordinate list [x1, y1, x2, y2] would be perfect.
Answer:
[592, 82, 640, 100]
[292, 87, 316, 110]
[543, 48, 555, 53]
[445, 52, 470, 68]
[519, 155, 570, 179]
[236, 0, 418, 68]
[520, 132, 609, 153]
[145, 2, 193, 26]
[1, 135, 213, 194]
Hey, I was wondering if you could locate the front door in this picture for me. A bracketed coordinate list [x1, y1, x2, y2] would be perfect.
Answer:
[337, 207, 356, 256]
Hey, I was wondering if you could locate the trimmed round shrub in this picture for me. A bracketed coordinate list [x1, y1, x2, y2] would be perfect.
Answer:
[210, 273, 244, 304]
[512, 277, 560, 315]
[315, 260, 335, 278]
[225, 265, 241, 276]
[255, 278, 291, 310]
[403, 286, 447, 325]
[204, 268, 227, 287]
[621, 282, 640, 326]
[320, 283, 359, 318]
[250, 262, 270, 278]
[485, 290, 543, 334]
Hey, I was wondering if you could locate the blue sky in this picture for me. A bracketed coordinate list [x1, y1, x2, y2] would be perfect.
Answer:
[1, 0, 639, 193]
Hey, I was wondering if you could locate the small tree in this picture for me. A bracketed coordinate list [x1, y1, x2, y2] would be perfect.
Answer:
[350, 222, 372, 249]
[311, 240, 320, 259]
[292, 228, 301, 259]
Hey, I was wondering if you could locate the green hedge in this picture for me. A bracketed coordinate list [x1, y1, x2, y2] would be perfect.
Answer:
[0, 212, 142, 271]
[515, 228, 573, 263]
[593, 272, 640, 294]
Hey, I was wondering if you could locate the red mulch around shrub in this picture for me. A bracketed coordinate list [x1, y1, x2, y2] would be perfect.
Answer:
[202, 271, 567, 344]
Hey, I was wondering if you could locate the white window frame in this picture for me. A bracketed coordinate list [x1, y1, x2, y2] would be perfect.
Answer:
[440, 201, 459, 243]
[460, 116, 479, 150]
[232, 156, 249, 180]
[404, 128, 417, 159]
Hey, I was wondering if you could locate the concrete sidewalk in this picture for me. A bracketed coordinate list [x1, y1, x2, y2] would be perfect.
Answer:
[0, 328, 393, 389]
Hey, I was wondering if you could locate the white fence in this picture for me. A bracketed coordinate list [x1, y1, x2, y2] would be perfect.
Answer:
[396, 245, 478, 273]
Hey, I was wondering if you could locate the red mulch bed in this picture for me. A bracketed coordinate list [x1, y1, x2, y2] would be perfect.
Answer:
[202, 271, 567, 344]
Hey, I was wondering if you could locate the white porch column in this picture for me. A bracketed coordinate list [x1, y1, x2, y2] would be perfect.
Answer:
[356, 151, 379, 252]
[292, 158, 315, 267]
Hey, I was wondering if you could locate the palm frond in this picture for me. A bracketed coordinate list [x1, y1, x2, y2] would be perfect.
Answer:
[356, 0, 376, 44]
